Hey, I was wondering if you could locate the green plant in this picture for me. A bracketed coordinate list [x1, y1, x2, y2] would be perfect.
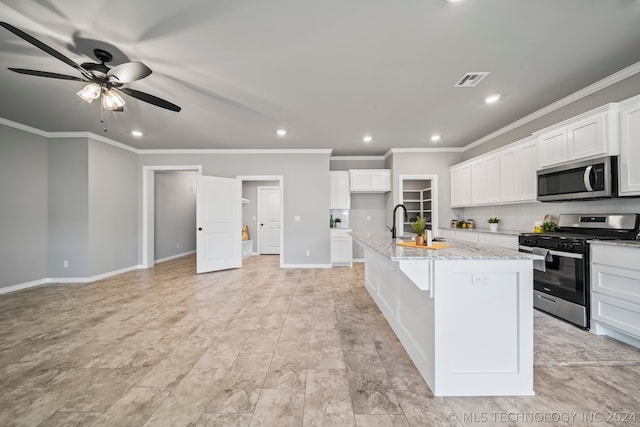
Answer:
[541, 221, 557, 232]
[488, 217, 500, 224]
[410, 215, 427, 235]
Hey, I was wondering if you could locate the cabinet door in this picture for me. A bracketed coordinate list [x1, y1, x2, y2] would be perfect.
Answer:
[485, 154, 501, 203]
[539, 129, 568, 167]
[370, 170, 391, 191]
[331, 236, 353, 264]
[568, 114, 606, 160]
[519, 140, 539, 202]
[350, 170, 371, 191]
[471, 160, 487, 205]
[330, 172, 350, 209]
[619, 103, 640, 196]
[451, 164, 472, 207]
[500, 148, 520, 202]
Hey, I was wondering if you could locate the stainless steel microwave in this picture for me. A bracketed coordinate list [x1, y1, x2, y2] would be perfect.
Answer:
[537, 156, 617, 202]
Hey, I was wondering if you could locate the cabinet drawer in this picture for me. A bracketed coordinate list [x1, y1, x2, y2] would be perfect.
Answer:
[591, 293, 640, 339]
[591, 263, 640, 304]
[591, 244, 640, 270]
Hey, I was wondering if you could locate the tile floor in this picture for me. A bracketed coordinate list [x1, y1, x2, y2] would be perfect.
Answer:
[1, 254, 640, 426]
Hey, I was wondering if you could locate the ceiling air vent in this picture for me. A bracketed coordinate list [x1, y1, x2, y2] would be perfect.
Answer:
[454, 72, 489, 88]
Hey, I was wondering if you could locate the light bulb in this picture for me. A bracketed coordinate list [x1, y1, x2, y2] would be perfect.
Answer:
[77, 83, 101, 103]
[102, 89, 125, 111]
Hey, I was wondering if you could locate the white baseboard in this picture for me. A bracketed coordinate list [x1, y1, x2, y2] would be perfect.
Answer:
[353, 258, 365, 263]
[155, 250, 196, 264]
[281, 263, 333, 269]
[0, 264, 144, 295]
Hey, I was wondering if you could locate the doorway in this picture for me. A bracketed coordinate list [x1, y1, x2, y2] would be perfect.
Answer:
[397, 174, 439, 238]
[238, 175, 284, 267]
[142, 165, 203, 269]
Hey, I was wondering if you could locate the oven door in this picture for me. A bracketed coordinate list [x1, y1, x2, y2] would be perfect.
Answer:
[519, 246, 586, 305]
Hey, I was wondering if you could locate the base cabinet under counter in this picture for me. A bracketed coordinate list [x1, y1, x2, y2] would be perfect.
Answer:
[590, 243, 640, 349]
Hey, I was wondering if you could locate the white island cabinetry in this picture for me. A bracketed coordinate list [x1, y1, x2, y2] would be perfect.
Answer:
[352, 233, 534, 396]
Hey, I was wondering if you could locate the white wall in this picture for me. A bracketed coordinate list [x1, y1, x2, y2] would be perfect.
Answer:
[0, 124, 48, 288]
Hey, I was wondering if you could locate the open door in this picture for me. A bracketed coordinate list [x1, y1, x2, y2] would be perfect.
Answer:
[196, 175, 242, 273]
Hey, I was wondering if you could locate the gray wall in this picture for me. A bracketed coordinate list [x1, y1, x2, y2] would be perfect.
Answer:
[88, 139, 138, 275]
[388, 151, 464, 236]
[463, 72, 640, 160]
[0, 125, 49, 288]
[155, 171, 197, 260]
[350, 193, 387, 259]
[139, 152, 331, 265]
[48, 138, 89, 277]
[242, 180, 279, 253]
[330, 158, 386, 171]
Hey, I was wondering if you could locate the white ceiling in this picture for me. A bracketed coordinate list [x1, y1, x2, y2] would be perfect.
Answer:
[1, 0, 640, 155]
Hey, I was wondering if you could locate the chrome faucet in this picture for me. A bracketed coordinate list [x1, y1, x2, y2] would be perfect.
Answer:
[391, 204, 408, 239]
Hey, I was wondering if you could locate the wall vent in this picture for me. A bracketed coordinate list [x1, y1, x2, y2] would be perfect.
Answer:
[454, 72, 489, 87]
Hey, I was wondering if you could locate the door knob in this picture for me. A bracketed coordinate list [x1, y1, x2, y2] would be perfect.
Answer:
[260, 223, 264, 226]
[198, 227, 203, 231]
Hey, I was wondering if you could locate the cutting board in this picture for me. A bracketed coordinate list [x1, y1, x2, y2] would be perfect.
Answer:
[396, 241, 451, 250]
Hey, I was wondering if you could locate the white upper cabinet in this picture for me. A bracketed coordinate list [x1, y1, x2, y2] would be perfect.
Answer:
[500, 137, 538, 203]
[470, 154, 500, 205]
[536, 104, 619, 168]
[330, 171, 350, 209]
[618, 96, 640, 196]
[450, 163, 472, 208]
[349, 169, 391, 193]
[451, 137, 537, 208]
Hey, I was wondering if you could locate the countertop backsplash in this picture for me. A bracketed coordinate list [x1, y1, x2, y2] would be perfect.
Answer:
[458, 198, 640, 234]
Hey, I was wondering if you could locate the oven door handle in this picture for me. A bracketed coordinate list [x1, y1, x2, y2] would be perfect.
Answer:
[518, 245, 583, 259]
[584, 165, 594, 192]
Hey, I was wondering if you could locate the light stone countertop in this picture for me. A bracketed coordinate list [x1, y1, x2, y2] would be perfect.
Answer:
[351, 232, 535, 261]
[588, 240, 640, 248]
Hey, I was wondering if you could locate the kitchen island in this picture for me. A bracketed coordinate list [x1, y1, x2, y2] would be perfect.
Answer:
[351, 232, 534, 396]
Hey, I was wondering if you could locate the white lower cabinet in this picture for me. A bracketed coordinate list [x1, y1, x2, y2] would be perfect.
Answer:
[590, 243, 640, 349]
[330, 229, 353, 266]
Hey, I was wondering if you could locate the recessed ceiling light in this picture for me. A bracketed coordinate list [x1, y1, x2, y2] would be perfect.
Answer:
[276, 129, 287, 136]
[131, 130, 143, 137]
[363, 135, 373, 143]
[485, 94, 501, 104]
[430, 134, 441, 142]
[445, 0, 464, 3]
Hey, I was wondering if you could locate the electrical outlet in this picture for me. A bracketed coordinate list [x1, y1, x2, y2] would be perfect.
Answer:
[306, 250, 310, 256]
[63, 260, 69, 268]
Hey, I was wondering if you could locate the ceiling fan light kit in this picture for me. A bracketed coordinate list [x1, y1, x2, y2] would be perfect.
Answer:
[0, 21, 181, 116]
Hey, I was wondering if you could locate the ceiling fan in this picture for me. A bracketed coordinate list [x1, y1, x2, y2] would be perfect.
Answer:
[0, 22, 181, 112]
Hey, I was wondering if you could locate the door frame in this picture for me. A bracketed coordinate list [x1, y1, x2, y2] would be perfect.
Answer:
[397, 174, 439, 238]
[142, 165, 203, 269]
[237, 175, 284, 268]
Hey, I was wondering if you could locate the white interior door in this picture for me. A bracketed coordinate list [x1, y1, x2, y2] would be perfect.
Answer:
[196, 175, 242, 273]
[258, 186, 281, 254]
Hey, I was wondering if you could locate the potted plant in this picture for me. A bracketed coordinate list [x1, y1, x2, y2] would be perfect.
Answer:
[488, 217, 500, 232]
[411, 215, 427, 246]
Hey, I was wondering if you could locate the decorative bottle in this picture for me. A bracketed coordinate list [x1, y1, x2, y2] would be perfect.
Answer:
[330, 214, 334, 228]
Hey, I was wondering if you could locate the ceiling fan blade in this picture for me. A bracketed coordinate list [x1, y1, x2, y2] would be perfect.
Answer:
[0, 22, 92, 80]
[107, 62, 152, 83]
[120, 88, 181, 112]
[8, 67, 84, 81]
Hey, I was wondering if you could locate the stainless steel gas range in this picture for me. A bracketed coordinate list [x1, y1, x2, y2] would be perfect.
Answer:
[518, 213, 640, 329]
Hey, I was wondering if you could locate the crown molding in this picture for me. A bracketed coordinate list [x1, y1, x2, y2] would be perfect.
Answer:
[0, 117, 50, 137]
[49, 131, 140, 154]
[330, 156, 386, 161]
[139, 148, 333, 155]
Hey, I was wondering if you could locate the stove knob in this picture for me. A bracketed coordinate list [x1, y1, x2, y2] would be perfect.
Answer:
[558, 242, 568, 249]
